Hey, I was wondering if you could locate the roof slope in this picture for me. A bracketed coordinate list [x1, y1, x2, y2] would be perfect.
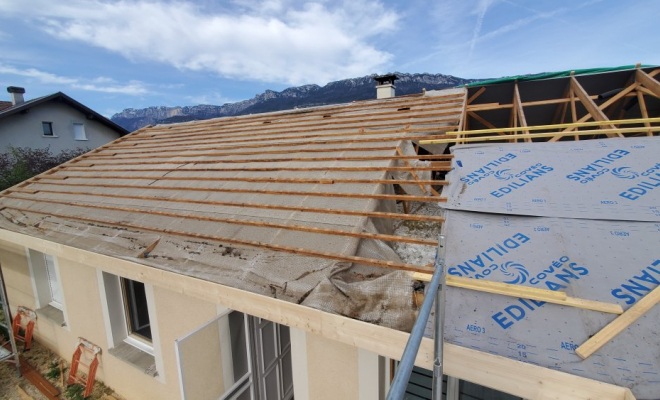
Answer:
[0, 88, 464, 329]
[0, 92, 129, 135]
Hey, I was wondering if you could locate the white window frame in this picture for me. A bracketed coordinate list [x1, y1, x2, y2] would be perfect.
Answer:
[72, 121, 87, 141]
[97, 269, 165, 381]
[25, 248, 69, 329]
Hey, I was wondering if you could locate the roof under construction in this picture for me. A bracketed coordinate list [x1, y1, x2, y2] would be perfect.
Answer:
[0, 87, 464, 330]
[0, 64, 658, 398]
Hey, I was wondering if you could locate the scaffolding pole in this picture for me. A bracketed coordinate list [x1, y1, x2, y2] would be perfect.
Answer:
[0, 263, 21, 375]
[387, 235, 446, 400]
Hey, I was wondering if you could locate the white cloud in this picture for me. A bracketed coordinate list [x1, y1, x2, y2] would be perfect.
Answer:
[0, 0, 398, 85]
[0, 63, 150, 95]
[186, 91, 235, 105]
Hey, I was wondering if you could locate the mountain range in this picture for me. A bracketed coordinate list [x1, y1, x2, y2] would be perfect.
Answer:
[111, 72, 478, 132]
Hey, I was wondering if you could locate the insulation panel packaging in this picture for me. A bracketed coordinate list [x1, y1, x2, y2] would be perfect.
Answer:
[439, 137, 660, 399]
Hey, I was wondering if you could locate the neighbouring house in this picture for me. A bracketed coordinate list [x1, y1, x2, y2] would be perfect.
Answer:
[0, 86, 128, 154]
[0, 66, 657, 400]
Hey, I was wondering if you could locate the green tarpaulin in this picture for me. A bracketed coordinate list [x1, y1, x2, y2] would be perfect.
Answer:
[464, 64, 658, 87]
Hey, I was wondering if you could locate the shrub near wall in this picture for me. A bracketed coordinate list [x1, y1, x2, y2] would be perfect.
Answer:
[0, 146, 89, 191]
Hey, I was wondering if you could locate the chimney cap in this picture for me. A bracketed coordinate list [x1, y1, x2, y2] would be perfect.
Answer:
[7, 86, 25, 94]
[373, 74, 398, 85]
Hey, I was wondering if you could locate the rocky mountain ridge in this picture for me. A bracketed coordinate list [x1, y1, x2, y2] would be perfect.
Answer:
[111, 72, 478, 131]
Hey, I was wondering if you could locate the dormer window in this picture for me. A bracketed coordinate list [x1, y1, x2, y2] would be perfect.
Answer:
[42, 121, 54, 136]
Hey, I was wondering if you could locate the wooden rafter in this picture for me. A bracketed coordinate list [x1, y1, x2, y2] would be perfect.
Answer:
[25, 180, 448, 203]
[466, 111, 497, 130]
[396, 147, 428, 194]
[143, 94, 464, 135]
[0, 205, 433, 273]
[101, 132, 461, 153]
[513, 82, 531, 142]
[551, 83, 570, 125]
[569, 76, 622, 138]
[4, 193, 436, 247]
[47, 173, 449, 187]
[637, 90, 652, 136]
[15, 186, 446, 223]
[636, 68, 660, 98]
[82, 153, 454, 164]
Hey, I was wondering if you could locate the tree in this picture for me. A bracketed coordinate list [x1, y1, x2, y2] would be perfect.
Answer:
[0, 146, 89, 191]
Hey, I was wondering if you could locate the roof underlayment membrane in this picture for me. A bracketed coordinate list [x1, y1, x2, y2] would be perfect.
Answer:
[0, 89, 464, 331]
[437, 138, 660, 398]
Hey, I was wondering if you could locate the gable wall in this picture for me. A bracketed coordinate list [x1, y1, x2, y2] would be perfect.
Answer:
[0, 101, 122, 153]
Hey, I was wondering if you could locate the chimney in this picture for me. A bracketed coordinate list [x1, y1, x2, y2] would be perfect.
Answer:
[373, 74, 398, 99]
[7, 86, 25, 105]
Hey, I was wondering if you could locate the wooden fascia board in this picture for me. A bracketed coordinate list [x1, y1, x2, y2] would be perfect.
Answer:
[0, 228, 634, 400]
[569, 77, 622, 138]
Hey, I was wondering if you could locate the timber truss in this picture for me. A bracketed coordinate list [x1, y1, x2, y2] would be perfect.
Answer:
[452, 65, 660, 144]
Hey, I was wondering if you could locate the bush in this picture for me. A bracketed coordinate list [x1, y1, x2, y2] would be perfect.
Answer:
[0, 146, 89, 191]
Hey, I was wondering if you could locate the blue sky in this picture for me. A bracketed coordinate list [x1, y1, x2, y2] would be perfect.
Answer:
[0, 0, 657, 117]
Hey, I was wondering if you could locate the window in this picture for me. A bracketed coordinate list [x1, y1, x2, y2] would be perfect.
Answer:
[121, 278, 152, 341]
[42, 122, 54, 136]
[44, 255, 63, 310]
[98, 271, 161, 377]
[176, 311, 293, 400]
[73, 123, 87, 140]
[26, 249, 67, 327]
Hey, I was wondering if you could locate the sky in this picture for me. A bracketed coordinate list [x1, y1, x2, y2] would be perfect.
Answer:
[0, 0, 657, 118]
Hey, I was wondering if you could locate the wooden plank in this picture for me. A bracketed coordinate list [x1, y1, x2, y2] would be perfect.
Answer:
[4, 193, 437, 246]
[447, 276, 567, 301]
[466, 96, 601, 112]
[0, 229, 632, 400]
[636, 91, 652, 136]
[100, 132, 461, 153]
[413, 275, 623, 314]
[71, 161, 452, 171]
[638, 86, 660, 99]
[83, 153, 454, 164]
[466, 111, 498, 130]
[102, 129, 445, 155]
[576, 284, 660, 360]
[569, 76, 621, 138]
[562, 81, 641, 134]
[467, 87, 486, 104]
[569, 88, 579, 141]
[18, 356, 59, 400]
[0, 205, 433, 273]
[23, 180, 448, 203]
[442, 117, 660, 135]
[52, 173, 450, 186]
[14, 186, 447, 223]
[457, 91, 468, 144]
[513, 82, 531, 142]
[95, 144, 402, 158]
[636, 69, 660, 98]
[551, 83, 570, 125]
[123, 116, 461, 148]
[143, 95, 465, 136]
[396, 147, 428, 194]
[118, 111, 463, 147]
[420, 126, 660, 145]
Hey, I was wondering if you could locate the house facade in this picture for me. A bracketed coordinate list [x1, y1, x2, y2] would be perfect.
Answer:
[0, 87, 128, 153]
